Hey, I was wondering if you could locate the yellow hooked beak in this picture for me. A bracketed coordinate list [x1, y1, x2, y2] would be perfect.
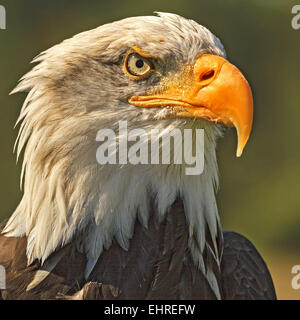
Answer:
[129, 54, 253, 157]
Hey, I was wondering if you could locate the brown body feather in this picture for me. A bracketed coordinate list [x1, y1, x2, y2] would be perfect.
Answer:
[0, 199, 276, 300]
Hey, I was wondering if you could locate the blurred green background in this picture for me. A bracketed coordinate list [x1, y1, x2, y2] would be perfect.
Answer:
[0, 0, 299, 299]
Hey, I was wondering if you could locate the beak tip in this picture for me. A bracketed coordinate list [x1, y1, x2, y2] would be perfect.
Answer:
[236, 139, 245, 157]
[236, 150, 242, 157]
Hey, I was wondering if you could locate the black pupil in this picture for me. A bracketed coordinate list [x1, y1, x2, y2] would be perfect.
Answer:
[136, 59, 144, 68]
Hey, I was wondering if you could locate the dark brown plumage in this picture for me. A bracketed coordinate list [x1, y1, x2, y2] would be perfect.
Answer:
[0, 199, 276, 300]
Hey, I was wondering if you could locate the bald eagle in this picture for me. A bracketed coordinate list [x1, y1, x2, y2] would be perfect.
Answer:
[0, 12, 276, 300]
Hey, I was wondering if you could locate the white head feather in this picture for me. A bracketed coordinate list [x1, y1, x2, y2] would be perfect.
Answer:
[3, 13, 226, 293]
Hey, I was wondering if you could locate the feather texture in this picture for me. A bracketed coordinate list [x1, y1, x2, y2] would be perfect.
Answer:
[2, 13, 224, 290]
[0, 202, 276, 299]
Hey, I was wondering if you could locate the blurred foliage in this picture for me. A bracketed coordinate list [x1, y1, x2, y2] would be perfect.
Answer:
[0, 0, 299, 259]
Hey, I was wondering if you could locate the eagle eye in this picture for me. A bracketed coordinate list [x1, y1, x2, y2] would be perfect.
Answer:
[124, 52, 153, 79]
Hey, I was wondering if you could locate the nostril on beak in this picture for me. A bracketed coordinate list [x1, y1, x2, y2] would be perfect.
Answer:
[199, 70, 215, 82]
